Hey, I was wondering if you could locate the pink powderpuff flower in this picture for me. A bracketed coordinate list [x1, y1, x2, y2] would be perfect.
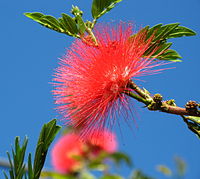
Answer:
[53, 22, 166, 137]
[51, 134, 83, 174]
[85, 128, 117, 154]
[51, 129, 117, 174]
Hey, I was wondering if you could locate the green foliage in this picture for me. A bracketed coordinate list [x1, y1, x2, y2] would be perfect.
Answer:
[87, 151, 132, 172]
[59, 13, 79, 35]
[109, 152, 132, 167]
[167, 26, 196, 38]
[182, 116, 200, 138]
[100, 175, 123, 179]
[3, 119, 61, 179]
[157, 49, 182, 61]
[24, 12, 79, 37]
[3, 137, 28, 179]
[30, 119, 61, 179]
[24, 0, 123, 39]
[186, 116, 200, 124]
[135, 23, 196, 61]
[174, 156, 186, 177]
[157, 156, 186, 178]
[131, 170, 155, 179]
[71, 6, 87, 35]
[24, 1, 196, 59]
[91, 0, 123, 19]
[79, 172, 97, 179]
[41, 171, 78, 179]
[156, 165, 172, 176]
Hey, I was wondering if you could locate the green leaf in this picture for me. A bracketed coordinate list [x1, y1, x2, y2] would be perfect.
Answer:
[92, 0, 123, 19]
[186, 116, 200, 124]
[167, 26, 196, 38]
[110, 152, 132, 167]
[70, 6, 87, 35]
[5, 137, 28, 179]
[146, 24, 162, 39]
[88, 160, 108, 171]
[3, 171, 9, 179]
[153, 23, 180, 42]
[24, 12, 64, 33]
[174, 156, 186, 176]
[41, 171, 76, 179]
[42, 15, 61, 28]
[32, 119, 61, 179]
[142, 24, 180, 60]
[140, 23, 195, 61]
[157, 49, 182, 61]
[28, 153, 33, 179]
[76, 16, 86, 35]
[131, 170, 155, 179]
[182, 116, 200, 138]
[146, 42, 172, 58]
[100, 175, 123, 179]
[156, 165, 172, 176]
[80, 172, 97, 179]
[24, 12, 44, 22]
[61, 14, 79, 35]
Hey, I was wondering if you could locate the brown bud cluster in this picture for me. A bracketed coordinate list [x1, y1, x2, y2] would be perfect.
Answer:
[153, 94, 163, 102]
[185, 101, 199, 113]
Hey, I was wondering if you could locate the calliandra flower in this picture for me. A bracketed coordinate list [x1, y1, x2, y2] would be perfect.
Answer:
[51, 134, 83, 174]
[51, 129, 117, 173]
[53, 22, 166, 137]
[85, 128, 117, 154]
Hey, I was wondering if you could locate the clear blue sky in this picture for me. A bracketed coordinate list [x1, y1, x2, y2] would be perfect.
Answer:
[0, 0, 200, 178]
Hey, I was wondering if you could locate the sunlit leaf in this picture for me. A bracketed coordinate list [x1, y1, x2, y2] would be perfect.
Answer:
[138, 23, 195, 61]
[71, 6, 86, 35]
[157, 49, 182, 61]
[186, 116, 200, 124]
[110, 152, 132, 167]
[131, 170, 155, 179]
[156, 165, 172, 176]
[146, 24, 162, 39]
[153, 23, 180, 42]
[174, 156, 186, 176]
[4, 136, 28, 179]
[24, 12, 64, 33]
[32, 119, 61, 179]
[80, 172, 97, 179]
[182, 116, 200, 138]
[61, 13, 78, 35]
[28, 153, 33, 179]
[41, 171, 76, 179]
[92, 0, 123, 19]
[100, 175, 124, 179]
[167, 26, 196, 38]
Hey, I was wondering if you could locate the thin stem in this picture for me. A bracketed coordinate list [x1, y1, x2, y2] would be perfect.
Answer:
[85, 27, 98, 46]
[0, 159, 12, 170]
[126, 80, 200, 117]
[127, 80, 152, 101]
[159, 103, 200, 117]
[124, 90, 150, 106]
[91, 19, 97, 29]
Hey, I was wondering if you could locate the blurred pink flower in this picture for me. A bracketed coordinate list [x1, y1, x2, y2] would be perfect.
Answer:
[51, 129, 117, 174]
[86, 129, 117, 154]
[51, 134, 83, 174]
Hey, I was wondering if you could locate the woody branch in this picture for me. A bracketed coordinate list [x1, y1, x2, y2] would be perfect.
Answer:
[126, 80, 200, 119]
